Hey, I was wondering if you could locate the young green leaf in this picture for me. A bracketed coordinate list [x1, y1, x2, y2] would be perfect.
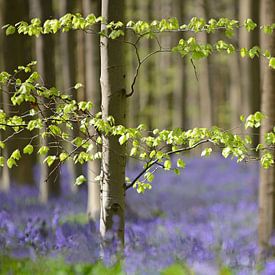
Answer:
[23, 144, 34, 155]
[44, 155, 56, 167]
[164, 159, 172, 170]
[7, 158, 17, 169]
[269, 57, 275, 69]
[38, 146, 49, 155]
[201, 147, 212, 157]
[75, 175, 87, 185]
[59, 152, 69, 162]
[0, 156, 4, 167]
[177, 158, 185, 168]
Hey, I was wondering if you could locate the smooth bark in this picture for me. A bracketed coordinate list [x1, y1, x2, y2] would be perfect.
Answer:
[258, 0, 275, 254]
[239, 0, 260, 146]
[83, 0, 101, 222]
[197, 0, 212, 128]
[59, 0, 80, 193]
[0, 0, 10, 191]
[30, 0, 60, 202]
[4, 0, 34, 185]
[100, 0, 126, 249]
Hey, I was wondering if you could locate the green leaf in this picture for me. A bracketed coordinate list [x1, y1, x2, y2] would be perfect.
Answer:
[177, 159, 185, 168]
[269, 57, 275, 69]
[244, 18, 257, 32]
[0, 141, 5, 149]
[240, 48, 248, 58]
[119, 134, 128, 145]
[261, 152, 274, 169]
[7, 158, 17, 168]
[59, 152, 69, 162]
[0, 156, 4, 167]
[74, 83, 83, 89]
[44, 155, 56, 167]
[201, 147, 212, 157]
[164, 159, 172, 170]
[144, 171, 154, 182]
[6, 25, 16, 35]
[10, 149, 21, 160]
[75, 175, 87, 185]
[130, 147, 137, 157]
[222, 147, 231, 158]
[174, 168, 180, 175]
[23, 144, 34, 155]
[38, 146, 49, 155]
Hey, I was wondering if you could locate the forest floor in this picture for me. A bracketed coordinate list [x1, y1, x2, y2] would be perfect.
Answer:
[0, 156, 274, 274]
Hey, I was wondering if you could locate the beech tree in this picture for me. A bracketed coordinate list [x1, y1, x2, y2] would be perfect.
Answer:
[258, 0, 275, 255]
[1, 6, 275, 256]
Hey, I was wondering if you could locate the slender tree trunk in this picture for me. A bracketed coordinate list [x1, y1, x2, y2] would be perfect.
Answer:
[239, 0, 260, 146]
[0, 0, 10, 192]
[83, 0, 101, 222]
[258, 0, 275, 254]
[100, 0, 126, 250]
[172, 0, 186, 129]
[30, 0, 60, 203]
[197, 0, 212, 128]
[4, 0, 34, 185]
[59, 0, 81, 193]
[157, 0, 173, 129]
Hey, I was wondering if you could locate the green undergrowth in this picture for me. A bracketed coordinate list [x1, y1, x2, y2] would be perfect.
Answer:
[0, 255, 123, 275]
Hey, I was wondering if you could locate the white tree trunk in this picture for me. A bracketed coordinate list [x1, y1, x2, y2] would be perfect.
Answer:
[100, 0, 126, 250]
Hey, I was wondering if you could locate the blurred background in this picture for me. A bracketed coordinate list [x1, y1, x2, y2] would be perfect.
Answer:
[0, 0, 261, 188]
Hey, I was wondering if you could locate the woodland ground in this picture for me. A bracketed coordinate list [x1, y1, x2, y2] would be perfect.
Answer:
[0, 156, 274, 274]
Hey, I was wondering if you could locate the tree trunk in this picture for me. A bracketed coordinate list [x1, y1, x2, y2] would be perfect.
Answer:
[100, 0, 126, 250]
[83, 0, 101, 222]
[157, 0, 173, 129]
[196, 0, 212, 128]
[59, 0, 81, 193]
[258, 0, 275, 254]
[239, 0, 260, 146]
[172, 0, 186, 129]
[30, 0, 61, 203]
[0, 0, 10, 192]
[4, 0, 34, 186]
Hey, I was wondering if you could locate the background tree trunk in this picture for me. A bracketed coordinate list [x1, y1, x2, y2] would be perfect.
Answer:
[59, 0, 81, 193]
[239, 0, 260, 147]
[258, 0, 275, 255]
[172, 0, 186, 129]
[3, 0, 34, 186]
[83, 0, 102, 223]
[0, 0, 10, 192]
[100, 0, 126, 249]
[196, 0, 212, 128]
[30, 0, 61, 203]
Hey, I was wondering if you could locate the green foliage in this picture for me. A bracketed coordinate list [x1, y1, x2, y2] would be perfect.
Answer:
[75, 175, 87, 186]
[0, 255, 124, 275]
[0, 64, 273, 187]
[0, 12, 274, 191]
[2, 14, 275, 67]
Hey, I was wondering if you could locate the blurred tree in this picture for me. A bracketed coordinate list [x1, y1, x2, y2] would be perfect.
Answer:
[196, 0, 212, 128]
[229, 0, 242, 129]
[0, 0, 10, 191]
[59, 0, 81, 193]
[157, 0, 173, 129]
[29, 0, 60, 202]
[258, 0, 275, 255]
[239, 0, 260, 146]
[83, 0, 101, 223]
[172, 0, 187, 129]
[3, 0, 34, 186]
